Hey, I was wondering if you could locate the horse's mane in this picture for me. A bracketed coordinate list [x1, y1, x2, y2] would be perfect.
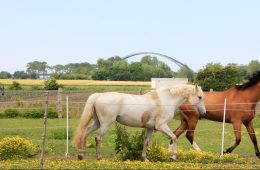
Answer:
[235, 70, 260, 90]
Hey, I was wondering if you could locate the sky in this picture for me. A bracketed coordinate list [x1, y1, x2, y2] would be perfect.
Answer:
[0, 0, 260, 73]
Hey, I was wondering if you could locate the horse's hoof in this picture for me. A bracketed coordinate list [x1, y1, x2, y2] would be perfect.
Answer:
[256, 152, 260, 159]
[97, 157, 103, 161]
[78, 155, 83, 160]
[142, 158, 149, 162]
[170, 157, 176, 162]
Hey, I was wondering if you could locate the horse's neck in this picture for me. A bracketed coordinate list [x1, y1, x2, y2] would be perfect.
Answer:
[240, 84, 260, 102]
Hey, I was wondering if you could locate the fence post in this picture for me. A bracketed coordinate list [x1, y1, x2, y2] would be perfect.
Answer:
[65, 96, 69, 158]
[40, 92, 49, 170]
[221, 98, 227, 156]
[57, 87, 63, 118]
[139, 87, 143, 95]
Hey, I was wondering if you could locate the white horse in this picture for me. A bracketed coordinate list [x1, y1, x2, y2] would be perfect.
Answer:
[73, 84, 206, 161]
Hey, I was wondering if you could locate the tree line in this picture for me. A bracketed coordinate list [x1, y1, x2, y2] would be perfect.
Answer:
[0, 56, 259, 91]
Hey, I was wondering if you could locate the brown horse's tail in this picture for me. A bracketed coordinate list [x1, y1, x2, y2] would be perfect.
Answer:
[73, 93, 99, 149]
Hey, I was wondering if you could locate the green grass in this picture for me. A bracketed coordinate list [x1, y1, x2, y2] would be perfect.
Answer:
[1, 158, 260, 169]
[0, 118, 259, 158]
[0, 118, 259, 169]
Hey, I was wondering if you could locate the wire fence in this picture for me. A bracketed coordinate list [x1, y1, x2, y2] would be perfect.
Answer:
[0, 90, 259, 168]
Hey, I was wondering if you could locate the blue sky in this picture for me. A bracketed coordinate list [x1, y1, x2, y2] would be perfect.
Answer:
[0, 0, 259, 73]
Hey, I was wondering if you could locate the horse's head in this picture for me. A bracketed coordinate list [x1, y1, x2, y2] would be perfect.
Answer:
[187, 85, 206, 118]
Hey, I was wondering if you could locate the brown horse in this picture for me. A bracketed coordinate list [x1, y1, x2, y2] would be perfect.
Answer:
[172, 70, 260, 159]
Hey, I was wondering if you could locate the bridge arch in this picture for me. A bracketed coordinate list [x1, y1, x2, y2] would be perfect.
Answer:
[123, 52, 193, 72]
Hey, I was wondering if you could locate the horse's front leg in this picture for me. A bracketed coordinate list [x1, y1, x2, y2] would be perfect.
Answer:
[157, 123, 177, 161]
[224, 121, 241, 154]
[142, 128, 153, 162]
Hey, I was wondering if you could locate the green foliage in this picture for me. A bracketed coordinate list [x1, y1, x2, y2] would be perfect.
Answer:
[48, 109, 58, 118]
[44, 78, 60, 90]
[177, 148, 241, 163]
[128, 62, 145, 81]
[195, 63, 243, 91]
[0, 71, 12, 79]
[9, 81, 22, 90]
[247, 60, 260, 75]
[114, 124, 144, 160]
[13, 71, 30, 79]
[23, 109, 57, 119]
[0, 136, 36, 160]
[24, 109, 44, 118]
[108, 60, 130, 81]
[174, 65, 194, 81]
[93, 55, 174, 81]
[147, 143, 172, 162]
[91, 69, 109, 80]
[4, 109, 19, 118]
[26, 61, 48, 78]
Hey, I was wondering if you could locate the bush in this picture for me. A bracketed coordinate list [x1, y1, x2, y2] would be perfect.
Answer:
[23, 109, 58, 119]
[0, 136, 36, 160]
[48, 109, 58, 118]
[24, 109, 44, 118]
[114, 124, 144, 160]
[4, 109, 19, 118]
[44, 78, 60, 90]
[177, 148, 241, 163]
[147, 143, 172, 162]
[9, 81, 22, 90]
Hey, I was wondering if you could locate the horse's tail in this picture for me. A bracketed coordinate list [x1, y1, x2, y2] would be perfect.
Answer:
[73, 93, 99, 149]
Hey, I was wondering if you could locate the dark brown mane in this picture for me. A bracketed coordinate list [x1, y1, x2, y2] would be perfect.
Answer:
[236, 70, 260, 90]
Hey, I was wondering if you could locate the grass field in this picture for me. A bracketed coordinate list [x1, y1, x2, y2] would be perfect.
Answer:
[0, 117, 259, 158]
[0, 114, 260, 169]
[0, 79, 151, 86]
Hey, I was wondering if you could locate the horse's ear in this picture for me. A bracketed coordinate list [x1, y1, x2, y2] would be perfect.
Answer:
[195, 84, 199, 91]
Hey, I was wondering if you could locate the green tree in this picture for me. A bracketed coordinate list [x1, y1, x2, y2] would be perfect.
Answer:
[108, 60, 130, 80]
[195, 63, 243, 91]
[0, 71, 11, 79]
[175, 65, 194, 80]
[247, 60, 260, 75]
[92, 69, 109, 80]
[128, 62, 144, 81]
[141, 56, 159, 67]
[52, 64, 65, 73]
[13, 71, 29, 79]
[26, 61, 49, 78]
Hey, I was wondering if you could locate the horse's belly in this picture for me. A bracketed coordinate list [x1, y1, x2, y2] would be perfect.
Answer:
[116, 115, 144, 127]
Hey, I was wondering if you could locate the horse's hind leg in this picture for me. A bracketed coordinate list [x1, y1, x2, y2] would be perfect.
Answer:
[244, 120, 260, 159]
[95, 122, 112, 160]
[224, 121, 241, 154]
[78, 116, 100, 160]
[142, 128, 153, 162]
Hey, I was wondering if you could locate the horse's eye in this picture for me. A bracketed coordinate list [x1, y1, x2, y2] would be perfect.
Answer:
[198, 96, 202, 100]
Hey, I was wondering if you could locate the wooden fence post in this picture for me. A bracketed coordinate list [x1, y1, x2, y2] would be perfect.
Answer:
[139, 87, 143, 95]
[40, 92, 49, 170]
[57, 88, 63, 118]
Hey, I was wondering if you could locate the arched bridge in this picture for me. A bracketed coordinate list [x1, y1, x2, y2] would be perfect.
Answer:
[123, 52, 193, 72]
